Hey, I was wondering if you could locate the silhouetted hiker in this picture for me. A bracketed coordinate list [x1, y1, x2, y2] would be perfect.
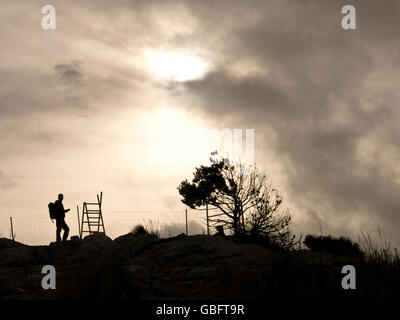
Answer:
[54, 193, 70, 242]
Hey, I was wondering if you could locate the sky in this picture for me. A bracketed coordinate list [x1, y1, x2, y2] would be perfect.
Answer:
[1, 0, 400, 246]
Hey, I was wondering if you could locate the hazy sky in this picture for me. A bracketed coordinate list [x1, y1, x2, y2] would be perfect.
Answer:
[1, 0, 400, 246]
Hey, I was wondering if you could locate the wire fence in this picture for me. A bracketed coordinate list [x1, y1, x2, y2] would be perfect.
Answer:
[0, 209, 209, 246]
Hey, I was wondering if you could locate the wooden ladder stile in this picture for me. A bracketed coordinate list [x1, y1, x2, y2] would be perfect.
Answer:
[79, 192, 106, 239]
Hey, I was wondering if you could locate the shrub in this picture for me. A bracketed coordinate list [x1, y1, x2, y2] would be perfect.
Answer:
[143, 219, 162, 238]
[131, 223, 160, 238]
[131, 225, 149, 236]
[304, 234, 364, 258]
[358, 229, 400, 264]
[234, 230, 300, 252]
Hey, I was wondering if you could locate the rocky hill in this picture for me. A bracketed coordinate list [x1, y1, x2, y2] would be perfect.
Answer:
[0, 233, 396, 300]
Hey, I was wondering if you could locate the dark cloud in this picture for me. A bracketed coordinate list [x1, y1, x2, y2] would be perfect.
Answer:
[54, 63, 83, 84]
[173, 0, 400, 240]
[53, 62, 85, 94]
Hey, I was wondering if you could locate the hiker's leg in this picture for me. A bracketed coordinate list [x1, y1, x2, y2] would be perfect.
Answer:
[62, 221, 69, 241]
[56, 225, 61, 242]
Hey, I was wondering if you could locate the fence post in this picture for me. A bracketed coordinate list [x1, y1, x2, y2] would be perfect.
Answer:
[9, 217, 15, 244]
[206, 203, 209, 235]
[185, 209, 188, 236]
[77, 205, 81, 239]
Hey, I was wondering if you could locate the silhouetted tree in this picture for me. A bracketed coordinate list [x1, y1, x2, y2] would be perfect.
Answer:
[178, 159, 294, 245]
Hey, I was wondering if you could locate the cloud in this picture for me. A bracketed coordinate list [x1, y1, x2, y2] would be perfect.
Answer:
[1, 0, 399, 245]
[0, 171, 19, 190]
[54, 62, 83, 85]
[170, 0, 400, 241]
[107, 174, 136, 189]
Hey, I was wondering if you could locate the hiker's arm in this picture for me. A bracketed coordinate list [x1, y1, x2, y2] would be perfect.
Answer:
[64, 208, 70, 213]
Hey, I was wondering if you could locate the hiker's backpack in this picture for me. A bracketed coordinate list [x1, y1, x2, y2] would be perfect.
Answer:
[48, 202, 57, 219]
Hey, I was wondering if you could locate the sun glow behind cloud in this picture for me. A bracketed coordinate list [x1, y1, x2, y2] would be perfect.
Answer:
[145, 51, 210, 82]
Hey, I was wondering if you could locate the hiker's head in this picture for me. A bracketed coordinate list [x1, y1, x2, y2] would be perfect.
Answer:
[58, 193, 64, 201]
